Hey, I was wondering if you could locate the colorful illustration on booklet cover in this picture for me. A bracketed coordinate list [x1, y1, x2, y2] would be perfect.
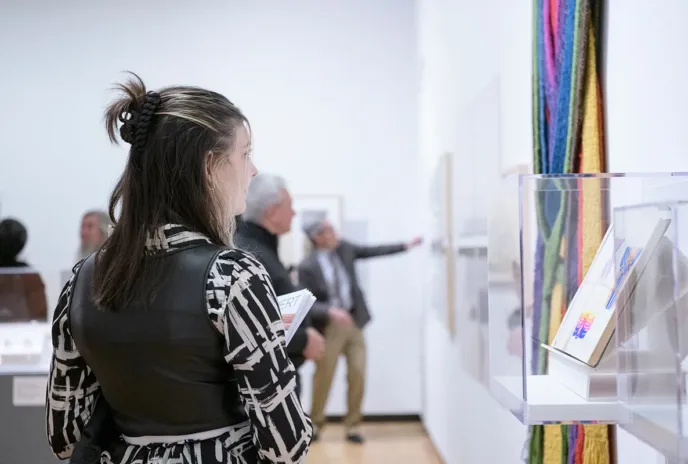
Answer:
[570, 245, 641, 340]
[605, 246, 640, 309]
[572, 311, 595, 339]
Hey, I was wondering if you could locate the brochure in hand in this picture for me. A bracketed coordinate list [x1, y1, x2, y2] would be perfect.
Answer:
[277, 289, 316, 345]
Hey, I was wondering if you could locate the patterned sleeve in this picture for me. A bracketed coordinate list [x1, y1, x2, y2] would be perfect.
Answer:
[45, 261, 101, 459]
[206, 249, 313, 463]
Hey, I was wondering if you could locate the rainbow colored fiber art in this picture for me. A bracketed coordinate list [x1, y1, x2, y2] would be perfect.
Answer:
[529, 0, 609, 464]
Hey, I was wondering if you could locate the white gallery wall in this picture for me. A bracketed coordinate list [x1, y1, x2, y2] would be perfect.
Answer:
[416, 0, 530, 463]
[0, 0, 423, 417]
[418, 0, 688, 463]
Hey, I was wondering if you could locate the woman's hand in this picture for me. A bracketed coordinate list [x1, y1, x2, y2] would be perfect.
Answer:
[282, 313, 295, 331]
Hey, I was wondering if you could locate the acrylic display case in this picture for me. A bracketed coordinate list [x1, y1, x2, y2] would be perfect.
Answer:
[615, 201, 688, 460]
[487, 172, 688, 425]
[0, 266, 59, 463]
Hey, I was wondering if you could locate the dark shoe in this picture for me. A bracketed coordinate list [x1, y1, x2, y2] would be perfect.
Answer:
[346, 432, 365, 444]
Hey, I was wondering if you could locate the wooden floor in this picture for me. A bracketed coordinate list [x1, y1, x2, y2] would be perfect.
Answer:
[306, 421, 442, 464]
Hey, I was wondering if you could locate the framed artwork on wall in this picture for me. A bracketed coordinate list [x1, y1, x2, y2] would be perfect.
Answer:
[429, 152, 455, 337]
[278, 194, 344, 268]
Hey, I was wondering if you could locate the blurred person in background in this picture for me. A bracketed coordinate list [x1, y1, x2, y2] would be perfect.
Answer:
[0, 218, 47, 321]
[237, 174, 354, 394]
[0, 218, 29, 267]
[46, 74, 312, 464]
[298, 214, 422, 443]
[76, 209, 112, 261]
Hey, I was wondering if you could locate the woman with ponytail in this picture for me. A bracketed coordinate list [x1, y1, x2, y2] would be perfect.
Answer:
[45, 73, 313, 464]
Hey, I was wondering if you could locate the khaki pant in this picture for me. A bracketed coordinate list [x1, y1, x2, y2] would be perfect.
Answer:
[310, 321, 366, 431]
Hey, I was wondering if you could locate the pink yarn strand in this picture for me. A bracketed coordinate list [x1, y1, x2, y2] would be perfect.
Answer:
[543, 0, 556, 90]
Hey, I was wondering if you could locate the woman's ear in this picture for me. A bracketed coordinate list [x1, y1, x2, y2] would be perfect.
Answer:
[205, 152, 216, 190]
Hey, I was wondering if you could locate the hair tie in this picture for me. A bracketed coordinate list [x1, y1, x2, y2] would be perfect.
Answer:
[132, 91, 161, 153]
[118, 91, 161, 152]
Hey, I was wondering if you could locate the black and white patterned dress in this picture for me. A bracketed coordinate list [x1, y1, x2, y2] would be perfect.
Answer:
[45, 225, 313, 463]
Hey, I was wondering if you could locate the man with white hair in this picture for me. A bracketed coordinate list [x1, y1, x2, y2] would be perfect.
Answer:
[236, 174, 348, 394]
[76, 210, 112, 261]
[298, 212, 422, 443]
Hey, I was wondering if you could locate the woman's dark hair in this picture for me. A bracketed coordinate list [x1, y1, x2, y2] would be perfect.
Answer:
[0, 218, 28, 264]
[94, 72, 249, 310]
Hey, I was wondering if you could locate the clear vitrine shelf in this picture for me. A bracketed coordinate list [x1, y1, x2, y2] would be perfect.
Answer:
[487, 172, 688, 425]
[615, 201, 688, 460]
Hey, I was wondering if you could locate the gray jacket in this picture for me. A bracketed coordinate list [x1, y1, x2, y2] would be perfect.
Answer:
[298, 240, 406, 330]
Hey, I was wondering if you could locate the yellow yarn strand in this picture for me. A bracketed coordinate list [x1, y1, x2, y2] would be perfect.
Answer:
[544, 426, 563, 464]
[580, 23, 611, 464]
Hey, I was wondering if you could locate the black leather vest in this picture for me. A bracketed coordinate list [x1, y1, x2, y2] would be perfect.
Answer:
[70, 244, 246, 438]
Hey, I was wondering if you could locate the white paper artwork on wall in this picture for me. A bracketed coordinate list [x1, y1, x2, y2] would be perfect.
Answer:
[429, 153, 455, 336]
[278, 195, 344, 269]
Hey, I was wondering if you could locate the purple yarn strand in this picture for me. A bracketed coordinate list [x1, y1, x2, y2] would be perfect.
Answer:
[567, 425, 578, 464]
